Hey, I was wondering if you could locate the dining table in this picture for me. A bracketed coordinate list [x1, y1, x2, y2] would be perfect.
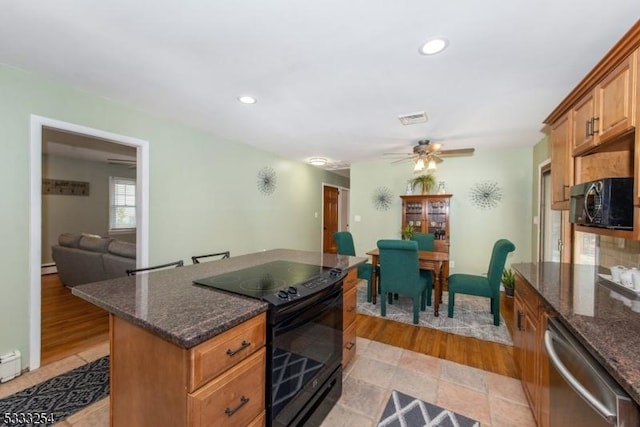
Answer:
[366, 248, 450, 317]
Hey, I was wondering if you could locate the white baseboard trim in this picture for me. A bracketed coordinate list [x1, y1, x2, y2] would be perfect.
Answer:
[41, 264, 57, 275]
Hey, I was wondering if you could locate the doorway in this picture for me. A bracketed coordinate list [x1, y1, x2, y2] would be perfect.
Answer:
[539, 161, 571, 263]
[322, 184, 349, 253]
[29, 115, 150, 369]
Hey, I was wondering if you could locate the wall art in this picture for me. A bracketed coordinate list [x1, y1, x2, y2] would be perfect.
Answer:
[469, 180, 503, 210]
[42, 179, 90, 196]
[372, 186, 393, 210]
[257, 166, 277, 195]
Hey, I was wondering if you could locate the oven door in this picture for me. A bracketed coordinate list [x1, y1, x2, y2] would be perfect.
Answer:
[268, 284, 343, 427]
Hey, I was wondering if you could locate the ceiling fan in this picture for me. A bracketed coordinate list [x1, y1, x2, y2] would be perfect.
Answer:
[384, 139, 475, 172]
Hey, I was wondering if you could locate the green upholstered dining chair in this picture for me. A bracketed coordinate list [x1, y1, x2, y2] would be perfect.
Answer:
[409, 232, 435, 306]
[333, 231, 375, 302]
[447, 239, 516, 326]
[377, 239, 428, 324]
[410, 232, 435, 251]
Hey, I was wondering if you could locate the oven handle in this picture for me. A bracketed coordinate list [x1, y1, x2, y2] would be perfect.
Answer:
[273, 289, 342, 335]
[544, 329, 616, 423]
[584, 182, 598, 222]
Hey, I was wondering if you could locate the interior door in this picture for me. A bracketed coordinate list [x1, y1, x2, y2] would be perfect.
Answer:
[323, 186, 339, 253]
[540, 164, 571, 263]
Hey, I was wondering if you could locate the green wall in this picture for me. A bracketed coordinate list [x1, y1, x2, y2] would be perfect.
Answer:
[350, 147, 533, 275]
[0, 65, 348, 367]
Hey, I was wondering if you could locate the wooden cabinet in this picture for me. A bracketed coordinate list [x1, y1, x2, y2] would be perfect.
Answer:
[110, 313, 267, 427]
[572, 52, 637, 156]
[401, 195, 451, 280]
[544, 21, 640, 237]
[342, 268, 358, 367]
[400, 194, 451, 252]
[550, 113, 573, 209]
[513, 273, 549, 427]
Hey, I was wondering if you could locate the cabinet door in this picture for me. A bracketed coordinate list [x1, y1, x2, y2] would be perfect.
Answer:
[522, 307, 538, 416]
[550, 113, 572, 209]
[512, 297, 525, 370]
[572, 92, 596, 155]
[595, 52, 637, 142]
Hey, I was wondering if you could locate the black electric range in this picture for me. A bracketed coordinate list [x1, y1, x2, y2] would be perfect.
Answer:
[193, 260, 345, 307]
[194, 260, 347, 426]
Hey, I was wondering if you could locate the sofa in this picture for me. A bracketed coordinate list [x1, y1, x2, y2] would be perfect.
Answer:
[51, 233, 136, 287]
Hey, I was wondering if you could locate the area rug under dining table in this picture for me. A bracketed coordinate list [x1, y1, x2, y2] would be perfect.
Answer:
[356, 282, 513, 345]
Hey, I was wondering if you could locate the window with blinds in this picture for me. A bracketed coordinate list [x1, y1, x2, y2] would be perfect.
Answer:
[109, 177, 136, 231]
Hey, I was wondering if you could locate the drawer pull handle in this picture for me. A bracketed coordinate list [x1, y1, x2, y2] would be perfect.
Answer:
[226, 340, 250, 357]
[345, 342, 355, 350]
[225, 395, 249, 417]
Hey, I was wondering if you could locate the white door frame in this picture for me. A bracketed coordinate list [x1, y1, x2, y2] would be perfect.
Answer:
[29, 115, 150, 369]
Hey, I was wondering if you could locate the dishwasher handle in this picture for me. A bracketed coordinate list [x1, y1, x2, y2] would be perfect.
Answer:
[544, 330, 617, 424]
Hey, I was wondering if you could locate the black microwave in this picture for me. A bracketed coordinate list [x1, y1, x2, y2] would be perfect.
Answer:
[569, 177, 634, 229]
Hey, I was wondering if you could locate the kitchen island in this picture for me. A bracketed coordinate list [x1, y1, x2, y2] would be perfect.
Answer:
[512, 262, 640, 410]
[72, 249, 366, 427]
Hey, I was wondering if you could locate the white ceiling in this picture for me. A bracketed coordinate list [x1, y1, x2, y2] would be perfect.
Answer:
[2, 1, 638, 172]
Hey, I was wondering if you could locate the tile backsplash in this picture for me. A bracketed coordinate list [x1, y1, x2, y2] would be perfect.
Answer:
[599, 236, 640, 269]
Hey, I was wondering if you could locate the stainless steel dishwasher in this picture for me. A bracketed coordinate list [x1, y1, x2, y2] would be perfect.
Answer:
[544, 317, 639, 427]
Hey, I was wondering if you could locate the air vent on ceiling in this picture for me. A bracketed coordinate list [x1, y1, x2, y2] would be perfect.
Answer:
[398, 111, 428, 126]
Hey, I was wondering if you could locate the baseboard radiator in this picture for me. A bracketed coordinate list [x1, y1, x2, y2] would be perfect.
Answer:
[0, 350, 21, 383]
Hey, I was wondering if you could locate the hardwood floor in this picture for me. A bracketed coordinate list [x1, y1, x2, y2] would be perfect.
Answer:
[40, 273, 518, 378]
[41, 274, 109, 366]
[356, 293, 519, 379]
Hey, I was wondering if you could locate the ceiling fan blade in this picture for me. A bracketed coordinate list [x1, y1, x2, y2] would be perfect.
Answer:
[430, 155, 444, 164]
[382, 152, 413, 157]
[427, 143, 441, 153]
[391, 157, 416, 164]
[438, 148, 475, 156]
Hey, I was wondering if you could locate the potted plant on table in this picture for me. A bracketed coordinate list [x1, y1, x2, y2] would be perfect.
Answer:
[502, 268, 515, 297]
[401, 224, 414, 240]
[411, 173, 436, 195]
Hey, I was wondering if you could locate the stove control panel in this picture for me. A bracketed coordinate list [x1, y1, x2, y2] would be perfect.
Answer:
[265, 268, 347, 306]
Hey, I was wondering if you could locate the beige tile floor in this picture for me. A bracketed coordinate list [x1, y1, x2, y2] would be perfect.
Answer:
[0, 338, 535, 427]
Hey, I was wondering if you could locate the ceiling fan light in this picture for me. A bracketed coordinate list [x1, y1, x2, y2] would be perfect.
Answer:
[427, 159, 437, 170]
[414, 158, 425, 171]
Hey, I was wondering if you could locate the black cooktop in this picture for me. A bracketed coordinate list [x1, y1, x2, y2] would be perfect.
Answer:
[193, 260, 344, 306]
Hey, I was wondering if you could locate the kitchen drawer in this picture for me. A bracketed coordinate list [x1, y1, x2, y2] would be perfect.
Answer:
[342, 321, 357, 367]
[343, 268, 358, 292]
[189, 348, 266, 427]
[189, 313, 266, 392]
[246, 411, 265, 427]
[343, 286, 357, 329]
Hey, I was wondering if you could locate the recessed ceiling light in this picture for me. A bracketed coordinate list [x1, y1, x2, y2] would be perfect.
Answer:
[238, 95, 257, 104]
[419, 38, 449, 55]
[309, 157, 328, 166]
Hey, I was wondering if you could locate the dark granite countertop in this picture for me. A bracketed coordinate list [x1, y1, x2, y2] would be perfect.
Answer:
[512, 262, 640, 405]
[72, 249, 366, 349]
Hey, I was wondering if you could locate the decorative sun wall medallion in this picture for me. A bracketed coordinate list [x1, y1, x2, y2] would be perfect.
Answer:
[469, 180, 503, 210]
[257, 166, 277, 195]
[372, 186, 393, 210]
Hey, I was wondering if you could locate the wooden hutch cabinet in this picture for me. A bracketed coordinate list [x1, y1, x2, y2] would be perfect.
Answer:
[400, 194, 452, 279]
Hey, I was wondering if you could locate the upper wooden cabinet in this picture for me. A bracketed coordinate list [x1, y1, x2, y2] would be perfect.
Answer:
[572, 53, 637, 156]
[544, 20, 640, 231]
[550, 113, 572, 209]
